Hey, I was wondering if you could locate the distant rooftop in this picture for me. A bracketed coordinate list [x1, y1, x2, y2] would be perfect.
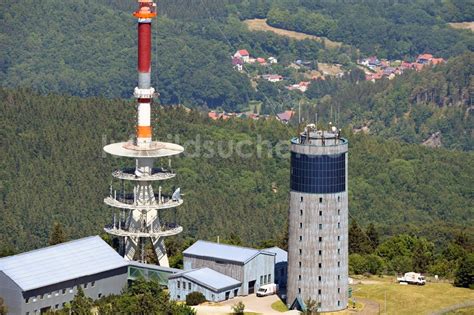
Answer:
[170, 267, 241, 292]
[263, 247, 288, 264]
[183, 240, 275, 264]
[0, 236, 128, 291]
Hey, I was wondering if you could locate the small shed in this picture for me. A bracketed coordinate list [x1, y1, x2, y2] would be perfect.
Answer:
[168, 267, 241, 302]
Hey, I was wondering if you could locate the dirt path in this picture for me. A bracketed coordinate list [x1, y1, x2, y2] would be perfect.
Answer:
[243, 19, 342, 48]
[355, 298, 380, 315]
[449, 22, 474, 32]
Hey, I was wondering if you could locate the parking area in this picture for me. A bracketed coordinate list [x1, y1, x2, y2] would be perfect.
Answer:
[193, 293, 299, 315]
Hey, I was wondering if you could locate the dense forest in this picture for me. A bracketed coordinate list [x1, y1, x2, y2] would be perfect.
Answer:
[1, 1, 473, 152]
[0, 88, 472, 258]
[296, 53, 474, 151]
[259, 0, 474, 59]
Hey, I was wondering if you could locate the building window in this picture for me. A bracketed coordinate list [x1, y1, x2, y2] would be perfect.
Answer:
[338, 300, 341, 306]
[84, 283, 88, 289]
[319, 210, 322, 216]
[338, 288, 340, 293]
[55, 304, 59, 309]
[338, 196, 341, 202]
[177, 281, 180, 289]
[264, 275, 267, 284]
[318, 276, 321, 282]
[268, 274, 271, 283]
[338, 261, 341, 267]
[298, 288, 301, 294]
[300, 222, 302, 228]
[177, 295, 181, 300]
[298, 275, 301, 281]
[319, 224, 322, 230]
[299, 235, 302, 241]
[319, 236, 322, 242]
[318, 302, 322, 308]
[91, 281, 95, 287]
[338, 275, 340, 280]
[98, 293, 102, 298]
[338, 248, 340, 255]
[338, 235, 341, 241]
[318, 250, 322, 256]
[318, 263, 322, 268]
[300, 209, 303, 216]
[26, 298, 30, 304]
[299, 249, 302, 255]
[188, 282, 191, 290]
[338, 222, 340, 229]
[318, 289, 321, 295]
[300, 196, 303, 202]
[338, 209, 340, 215]
[299, 261, 302, 268]
[260, 275, 263, 284]
[319, 197, 323, 203]
[62, 289, 66, 295]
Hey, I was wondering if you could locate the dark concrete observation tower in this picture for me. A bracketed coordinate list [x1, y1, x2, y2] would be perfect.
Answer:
[287, 124, 348, 312]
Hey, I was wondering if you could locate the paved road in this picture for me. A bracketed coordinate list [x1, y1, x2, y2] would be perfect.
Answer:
[194, 294, 299, 315]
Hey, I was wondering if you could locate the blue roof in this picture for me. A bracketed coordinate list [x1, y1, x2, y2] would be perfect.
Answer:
[183, 240, 275, 264]
[170, 267, 241, 292]
[263, 247, 288, 264]
[0, 236, 128, 291]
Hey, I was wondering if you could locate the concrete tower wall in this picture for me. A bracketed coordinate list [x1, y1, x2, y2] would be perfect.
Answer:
[287, 135, 348, 312]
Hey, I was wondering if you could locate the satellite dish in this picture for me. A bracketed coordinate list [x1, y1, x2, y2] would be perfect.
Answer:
[172, 188, 181, 201]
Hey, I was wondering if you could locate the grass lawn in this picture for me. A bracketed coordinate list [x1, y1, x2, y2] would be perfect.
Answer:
[243, 18, 342, 48]
[271, 300, 289, 312]
[353, 277, 474, 315]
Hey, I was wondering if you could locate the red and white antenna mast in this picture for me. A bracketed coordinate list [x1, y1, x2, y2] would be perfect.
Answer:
[134, 0, 156, 145]
[102, 0, 185, 266]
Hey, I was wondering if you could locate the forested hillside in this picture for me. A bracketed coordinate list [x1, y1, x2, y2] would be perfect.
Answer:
[0, 88, 472, 254]
[256, 0, 474, 59]
[300, 53, 474, 151]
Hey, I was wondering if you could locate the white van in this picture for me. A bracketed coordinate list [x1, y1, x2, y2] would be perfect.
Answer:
[256, 283, 278, 297]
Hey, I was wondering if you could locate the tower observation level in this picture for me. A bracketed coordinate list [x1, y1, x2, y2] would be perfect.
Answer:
[287, 124, 348, 312]
[102, 0, 184, 266]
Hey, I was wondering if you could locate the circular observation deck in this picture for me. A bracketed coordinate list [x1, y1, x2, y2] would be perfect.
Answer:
[112, 168, 176, 181]
[104, 196, 183, 210]
[104, 141, 184, 158]
[104, 225, 183, 238]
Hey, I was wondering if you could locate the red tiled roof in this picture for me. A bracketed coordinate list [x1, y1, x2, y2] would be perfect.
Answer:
[418, 53, 433, 60]
[277, 110, 295, 122]
[431, 58, 445, 65]
[238, 49, 249, 56]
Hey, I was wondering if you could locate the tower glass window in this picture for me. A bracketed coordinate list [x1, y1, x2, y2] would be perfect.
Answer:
[290, 152, 346, 193]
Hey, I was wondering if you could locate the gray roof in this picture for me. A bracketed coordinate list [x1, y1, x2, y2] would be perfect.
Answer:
[263, 247, 288, 264]
[0, 236, 128, 291]
[128, 261, 182, 274]
[183, 240, 275, 264]
[170, 267, 241, 292]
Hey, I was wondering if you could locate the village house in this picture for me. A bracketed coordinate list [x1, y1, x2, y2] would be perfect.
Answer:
[262, 74, 283, 82]
[234, 49, 250, 63]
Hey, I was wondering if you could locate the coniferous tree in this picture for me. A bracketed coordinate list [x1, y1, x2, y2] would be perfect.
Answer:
[366, 223, 379, 251]
[349, 220, 371, 254]
[0, 297, 7, 315]
[49, 222, 67, 246]
[454, 253, 474, 288]
[70, 287, 93, 315]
